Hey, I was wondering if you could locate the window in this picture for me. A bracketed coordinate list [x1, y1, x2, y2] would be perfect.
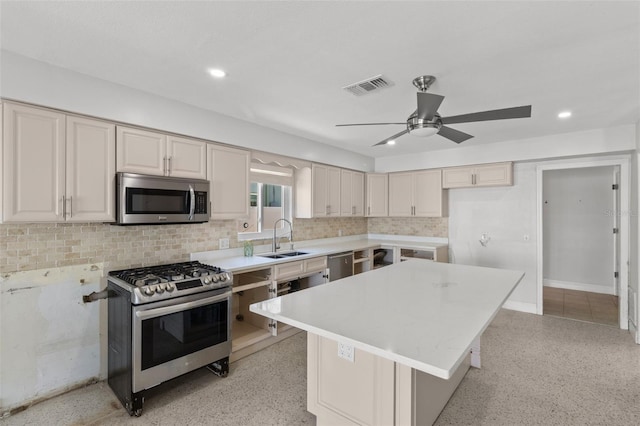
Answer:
[238, 163, 293, 241]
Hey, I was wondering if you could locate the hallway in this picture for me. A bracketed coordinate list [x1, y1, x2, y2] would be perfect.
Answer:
[543, 286, 618, 327]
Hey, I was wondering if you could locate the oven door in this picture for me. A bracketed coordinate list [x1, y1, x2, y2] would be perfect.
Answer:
[132, 288, 231, 392]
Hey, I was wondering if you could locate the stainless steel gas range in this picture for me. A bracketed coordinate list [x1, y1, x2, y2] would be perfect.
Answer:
[107, 261, 232, 417]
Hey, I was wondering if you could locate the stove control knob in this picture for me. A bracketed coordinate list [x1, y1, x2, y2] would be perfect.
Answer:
[165, 283, 175, 292]
[203, 277, 211, 285]
[155, 285, 164, 294]
[211, 275, 219, 283]
[223, 272, 231, 282]
[144, 285, 156, 296]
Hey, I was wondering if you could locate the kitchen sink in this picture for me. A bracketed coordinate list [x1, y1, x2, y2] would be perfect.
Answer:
[259, 251, 308, 259]
[259, 254, 287, 259]
[278, 251, 308, 257]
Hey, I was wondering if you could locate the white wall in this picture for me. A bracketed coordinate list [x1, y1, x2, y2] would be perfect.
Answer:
[542, 166, 615, 294]
[448, 162, 538, 312]
[0, 50, 374, 172]
[449, 155, 632, 315]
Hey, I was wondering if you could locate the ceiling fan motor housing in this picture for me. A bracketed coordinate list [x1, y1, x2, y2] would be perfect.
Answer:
[407, 113, 442, 135]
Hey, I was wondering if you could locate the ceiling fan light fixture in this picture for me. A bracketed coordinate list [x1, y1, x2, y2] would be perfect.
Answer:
[409, 126, 439, 137]
[387, 140, 396, 145]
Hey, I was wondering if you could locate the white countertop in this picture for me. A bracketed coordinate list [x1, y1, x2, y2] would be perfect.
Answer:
[250, 260, 524, 379]
[192, 235, 448, 272]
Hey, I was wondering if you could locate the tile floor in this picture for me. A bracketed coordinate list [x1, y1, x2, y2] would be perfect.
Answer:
[543, 286, 619, 326]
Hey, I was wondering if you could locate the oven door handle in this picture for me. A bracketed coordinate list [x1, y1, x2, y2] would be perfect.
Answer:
[188, 184, 195, 221]
[135, 291, 230, 320]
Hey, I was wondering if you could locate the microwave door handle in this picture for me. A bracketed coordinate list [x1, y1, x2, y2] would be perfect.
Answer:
[188, 184, 195, 220]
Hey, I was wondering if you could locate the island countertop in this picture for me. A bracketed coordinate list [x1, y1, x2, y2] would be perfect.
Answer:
[250, 260, 524, 379]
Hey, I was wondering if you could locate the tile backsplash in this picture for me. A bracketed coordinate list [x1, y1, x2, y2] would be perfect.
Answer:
[0, 216, 446, 274]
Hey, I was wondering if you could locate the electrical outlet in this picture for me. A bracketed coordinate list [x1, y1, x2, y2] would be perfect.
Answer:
[337, 342, 354, 362]
[338, 229, 343, 237]
[219, 238, 230, 249]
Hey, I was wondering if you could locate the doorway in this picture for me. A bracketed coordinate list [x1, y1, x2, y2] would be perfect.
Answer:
[536, 159, 629, 329]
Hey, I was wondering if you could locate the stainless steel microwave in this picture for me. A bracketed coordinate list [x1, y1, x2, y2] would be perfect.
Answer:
[116, 173, 209, 225]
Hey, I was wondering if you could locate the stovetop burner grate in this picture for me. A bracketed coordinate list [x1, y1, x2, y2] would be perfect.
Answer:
[109, 261, 224, 287]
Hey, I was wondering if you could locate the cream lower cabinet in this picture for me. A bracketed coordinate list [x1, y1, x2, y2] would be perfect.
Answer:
[207, 144, 250, 218]
[366, 173, 388, 217]
[307, 333, 471, 426]
[117, 126, 206, 179]
[2, 102, 115, 222]
[388, 169, 447, 217]
[231, 257, 327, 361]
[442, 162, 513, 188]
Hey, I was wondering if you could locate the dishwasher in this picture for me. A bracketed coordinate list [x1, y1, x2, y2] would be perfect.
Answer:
[328, 251, 353, 282]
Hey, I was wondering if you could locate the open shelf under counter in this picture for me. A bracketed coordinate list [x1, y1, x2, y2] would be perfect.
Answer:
[231, 319, 272, 352]
[232, 266, 272, 293]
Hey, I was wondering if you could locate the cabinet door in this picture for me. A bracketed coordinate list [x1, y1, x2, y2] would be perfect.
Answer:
[166, 135, 207, 179]
[414, 169, 446, 217]
[3, 103, 65, 222]
[352, 171, 365, 216]
[66, 116, 116, 222]
[340, 170, 353, 216]
[474, 162, 513, 186]
[366, 173, 388, 217]
[208, 144, 250, 218]
[116, 126, 166, 175]
[442, 166, 474, 189]
[326, 166, 341, 216]
[312, 164, 328, 217]
[388, 172, 413, 217]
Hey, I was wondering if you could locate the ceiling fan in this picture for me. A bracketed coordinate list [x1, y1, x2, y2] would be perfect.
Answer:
[336, 75, 532, 146]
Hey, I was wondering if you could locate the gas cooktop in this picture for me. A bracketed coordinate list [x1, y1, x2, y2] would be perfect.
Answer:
[108, 261, 232, 304]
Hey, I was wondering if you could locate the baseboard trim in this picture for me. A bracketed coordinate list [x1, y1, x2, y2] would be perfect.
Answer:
[543, 279, 616, 295]
[502, 300, 538, 314]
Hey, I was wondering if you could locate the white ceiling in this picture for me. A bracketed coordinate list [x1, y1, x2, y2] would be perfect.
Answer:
[1, 1, 639, 159]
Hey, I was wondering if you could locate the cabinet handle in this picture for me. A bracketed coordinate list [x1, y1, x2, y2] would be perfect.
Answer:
[163, 157, 168, 175]
[60, 197, 66, 218]
[368, 206, 370, 216]
[68, 196, 72, 218]
[168, 157, 172, 176]
[472, 174, 476, 185]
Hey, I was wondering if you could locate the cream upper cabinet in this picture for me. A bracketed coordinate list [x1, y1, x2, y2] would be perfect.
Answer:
[65, 115, 116, 222]
[2, 102, 115, 222]
[366, 173, 388, 217]
[166, 135, 207, 179]
[207, 144, 250, 219]
[340, 170, 364, 217]
[388, 169, 447, 217]
[116, 126, 166, 176]
[117, 126, 206, 179]
[312, 164, 341, 217]
[442, 162, 513, 188]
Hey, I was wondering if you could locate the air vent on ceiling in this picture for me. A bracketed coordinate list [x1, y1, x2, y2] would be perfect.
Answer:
[342, 75, 393, 96]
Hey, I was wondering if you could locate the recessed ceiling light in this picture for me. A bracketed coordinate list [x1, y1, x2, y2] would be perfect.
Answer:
[387, 140, 396, 145]
[208, 68, 226, 78]
[558, 111, 572, 119]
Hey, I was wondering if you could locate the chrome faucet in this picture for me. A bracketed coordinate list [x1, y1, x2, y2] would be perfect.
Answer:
[273, 218, 293, 252]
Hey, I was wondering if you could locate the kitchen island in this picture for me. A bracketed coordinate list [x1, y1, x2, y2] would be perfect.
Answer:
[250, 260, 524, 425]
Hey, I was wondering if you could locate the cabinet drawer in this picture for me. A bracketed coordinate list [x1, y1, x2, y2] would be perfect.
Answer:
[305, 256, 327, 272]
[274, 261, 304, 279]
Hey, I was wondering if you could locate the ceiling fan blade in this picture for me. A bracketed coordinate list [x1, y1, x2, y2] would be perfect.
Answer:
[416, 93, 445, 120]
[441, 105, 532, 125]
[437, 126, 474, 144]
[336, 122, 405, 127]
[373, 129, 409, 146]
